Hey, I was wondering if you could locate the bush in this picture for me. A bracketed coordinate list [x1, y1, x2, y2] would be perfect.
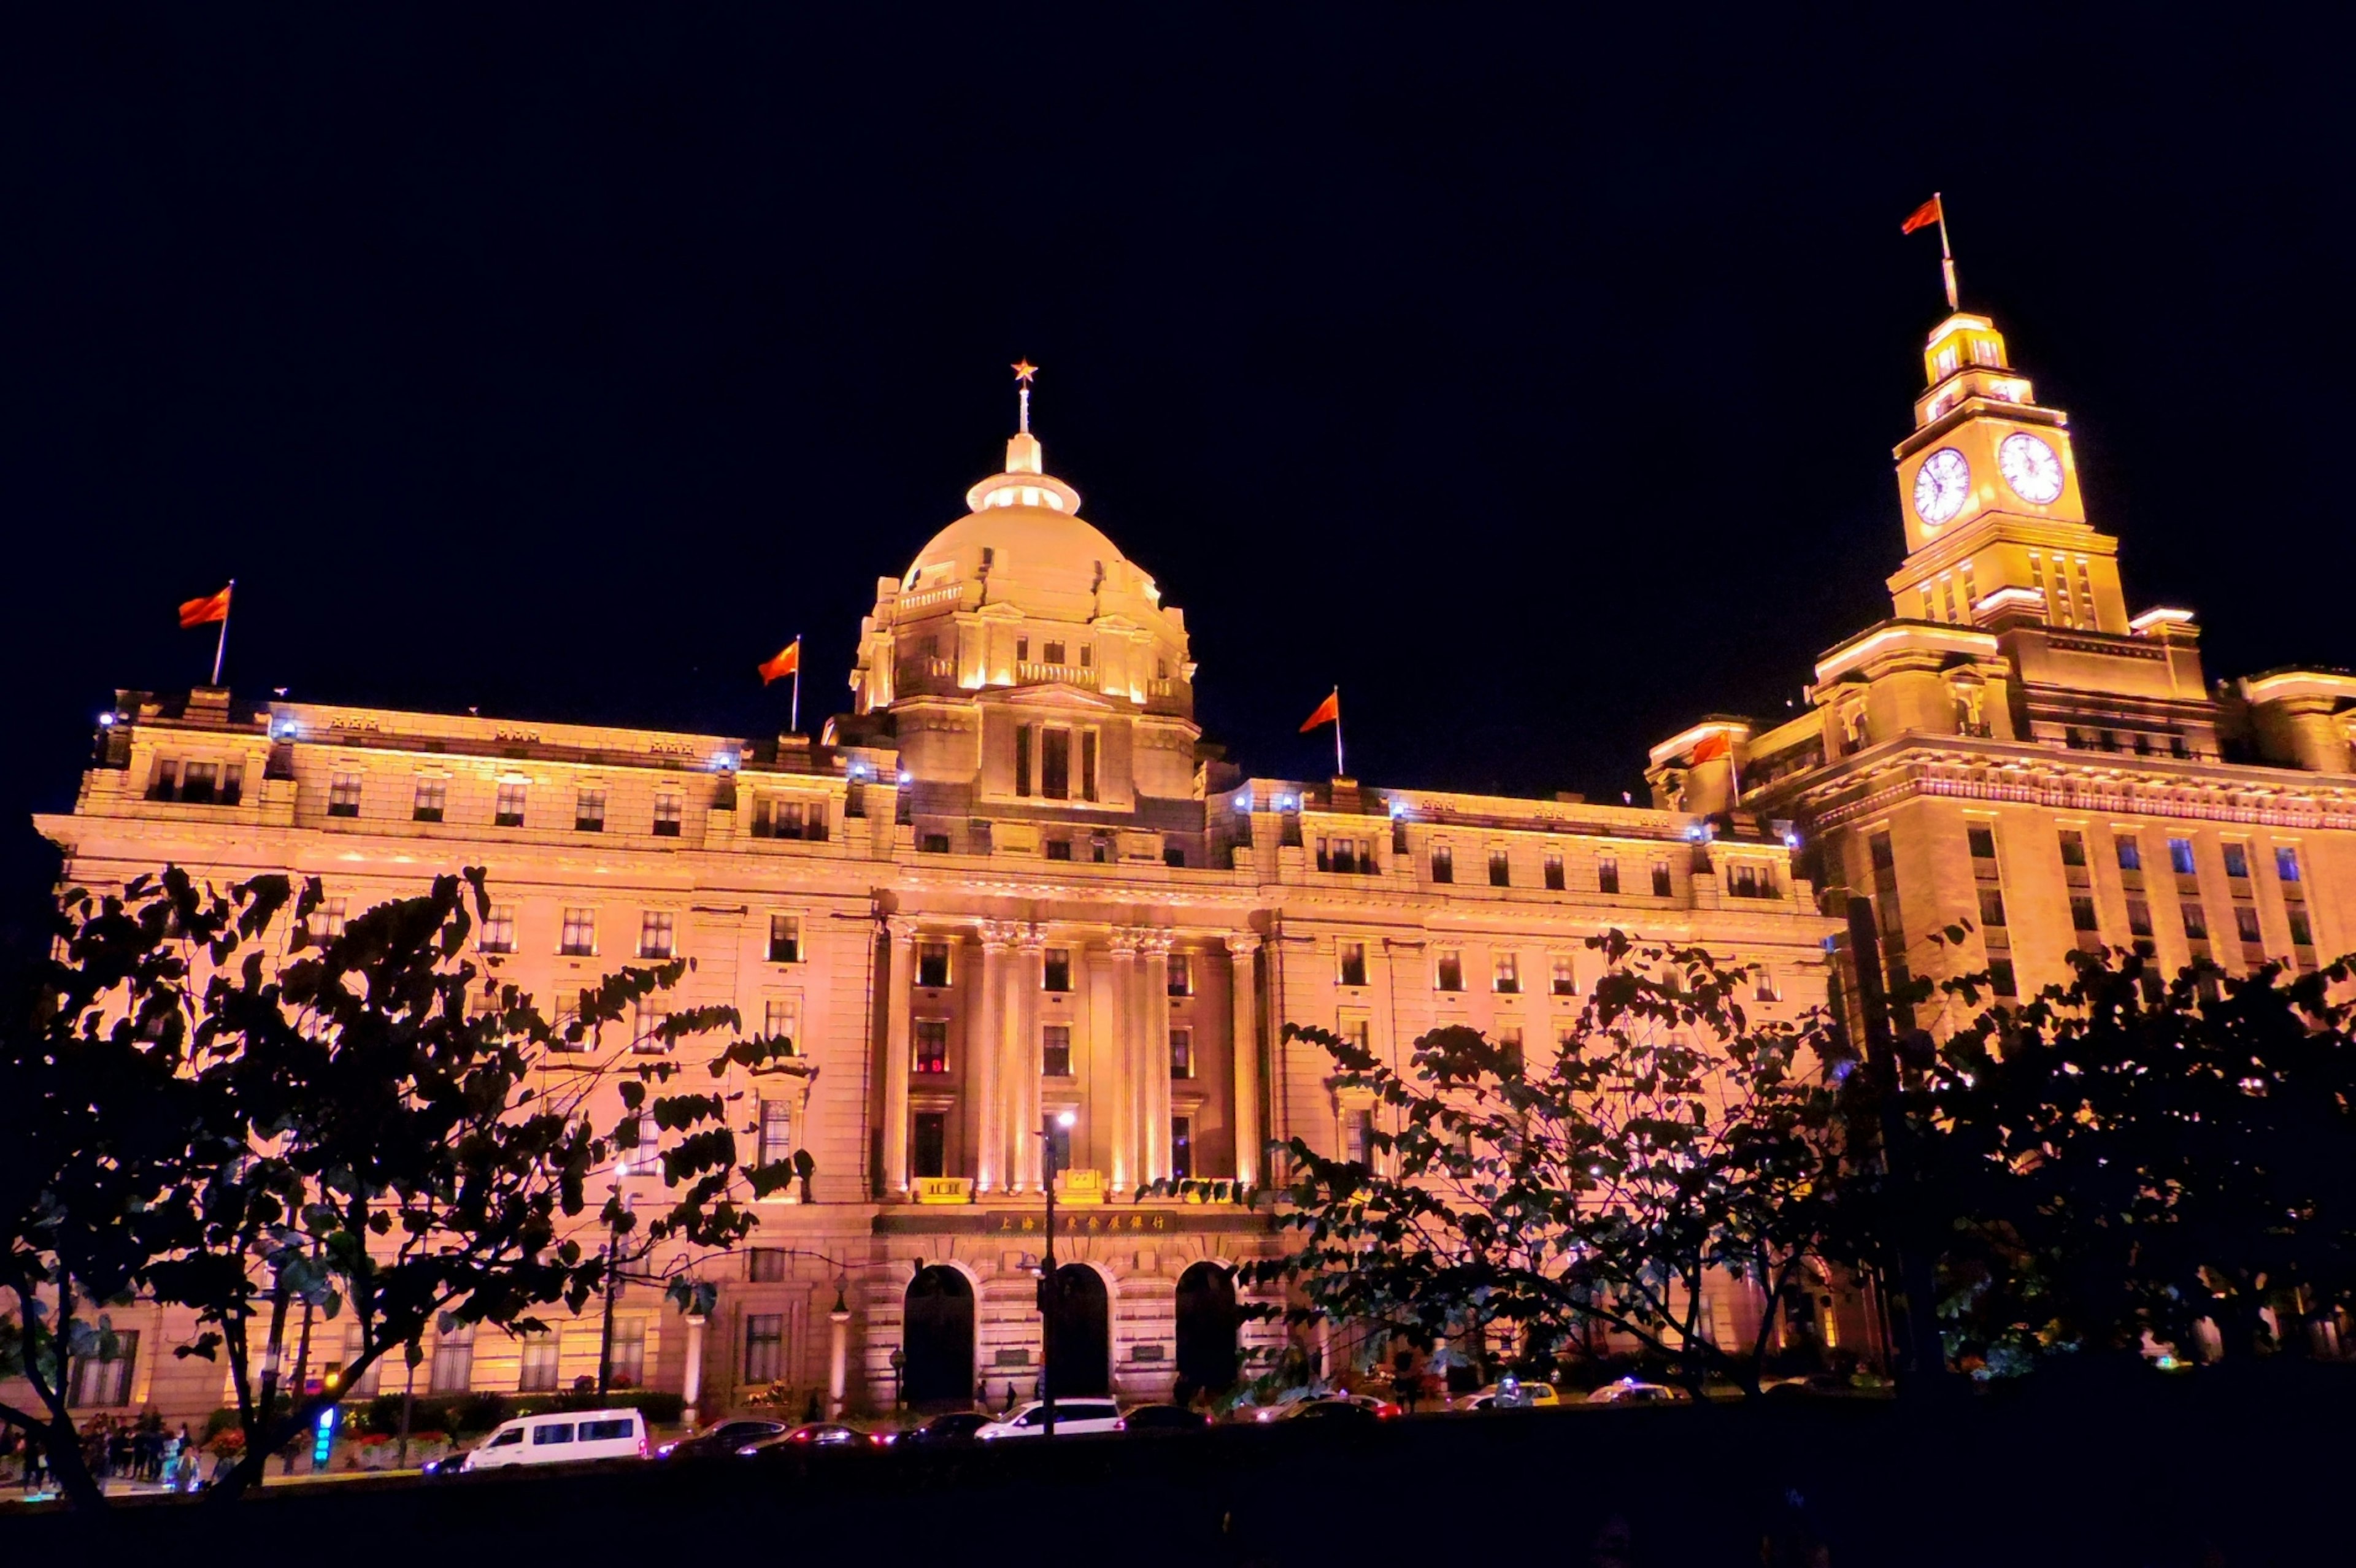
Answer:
[509, 1389, 685, 1425]
[453, 1391, 511, 1434]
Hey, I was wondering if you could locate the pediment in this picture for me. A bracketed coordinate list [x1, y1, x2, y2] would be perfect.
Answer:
[991, 685, 1123, 715]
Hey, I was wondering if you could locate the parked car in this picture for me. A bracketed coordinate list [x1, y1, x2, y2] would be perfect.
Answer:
[1763, 1372, 1870, 1399]
[655, 1418, 790, 1459]
[741, 1423, 876, 1454]
[1583, 1378, 1686, 1405]
[460, 1409, 648, 1471]
[1247, 1392, 1402, 1424]
[895, 1410, 995, 1446]
[975, 1399, 1123, 1439]
[1454, 1381, 1563, 1412]
[1114, 1404, 1211, 1433]
[1281, 1397, 1398, 1424]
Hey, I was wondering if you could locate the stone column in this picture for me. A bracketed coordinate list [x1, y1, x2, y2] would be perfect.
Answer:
[1014, 928, 1046, 1190]
[826, 1293, 851, 1419]
[1141, 934, 1173, 1181]
[1227, 934, 1262, 1186]
[680, 1312, 708, 1429]
[1107, 931, 1139, 1189]
[881, 917, 918, 1197]
[974, 925, 1009, 1192]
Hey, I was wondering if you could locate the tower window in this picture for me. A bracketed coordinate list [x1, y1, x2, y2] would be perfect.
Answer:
[2235, 906, 2262, 944]
[1171, 1116, 1193, 1180]
[1430, 845, 1453, 883]
[2222, 843, 2250, 880]
[2075, 559, 2096, 625]
[2169, 837, 2196, 875]
[1968, 825, 1996, 860]
[915, 1019, 949, 1074]
[1044, 948, 1072, 993]
[918, 942, 951, 988]
[1650, 860, 1673, 897]
[2114, 834, 2142, 872]
[2069, 896, 2098, 932]
[1014, 723, 1034, 797]
[1041, 729, 1071, 800]
[2058, 831, 2087, 867]
[2127, 897, 2152, 937]
[1488, 850, 1511, 887]
[1080, 731, 1098, 803]
[913, 1112, 947, 1178]
[1041, 1024, 1072, 1077]
[1544, 853, 1565, 891]
[1978, 887, 2007, 928]
[1167, 954, 1191, 997]
[1339, 942, 1368, 988]
[1597, 854, 1619, 894]
[1169, 1028, 1193, 1080]
[2277, 847, 2302, 883]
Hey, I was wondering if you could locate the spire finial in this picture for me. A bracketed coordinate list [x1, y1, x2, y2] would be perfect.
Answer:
[1011, 359, 1037, 434]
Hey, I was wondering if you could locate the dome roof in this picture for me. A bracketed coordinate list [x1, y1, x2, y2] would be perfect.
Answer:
[900, 432, 1127, 605]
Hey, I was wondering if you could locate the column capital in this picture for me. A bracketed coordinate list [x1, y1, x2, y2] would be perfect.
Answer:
[885, 915, 922, 944]
[1014, 921, 1047, 953]
[1108, 926, 1141, 958]
[1226, 931, 1263, 957]
[1135, 929, 1175, 959]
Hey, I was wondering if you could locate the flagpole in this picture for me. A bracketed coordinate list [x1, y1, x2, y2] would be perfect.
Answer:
[1332, 688, 1344, 777]
[1934, 191, 1958, 310]
[790, 638, 802, 736]
[210, 579, 235, 688]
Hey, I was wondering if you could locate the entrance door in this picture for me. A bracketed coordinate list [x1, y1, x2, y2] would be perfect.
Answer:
[903, 1267, 975, 1407]
[1174, 1262, 1240, 1399]
[1046, 1264, 1110, 1397]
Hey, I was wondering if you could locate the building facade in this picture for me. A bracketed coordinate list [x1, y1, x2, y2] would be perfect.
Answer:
[29, 409, 1838, 1429]
[1650, 307, 2356, 1037]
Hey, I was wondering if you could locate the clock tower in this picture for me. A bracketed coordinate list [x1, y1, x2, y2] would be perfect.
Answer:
[1885, 312, 2127, 633]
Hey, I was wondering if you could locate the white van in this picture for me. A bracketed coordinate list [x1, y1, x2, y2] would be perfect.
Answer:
[975, 1399, 1123, 1439]
[460, 1408, 648, 1470]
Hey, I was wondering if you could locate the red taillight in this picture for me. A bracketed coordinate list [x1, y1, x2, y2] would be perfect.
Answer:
[1112, 1419, 1126, 1431]
[637, 1434, 649, 1458]
[1374, 1402, 1403, 1419]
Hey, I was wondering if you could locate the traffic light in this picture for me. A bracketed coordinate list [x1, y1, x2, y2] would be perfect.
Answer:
[311, 1404, 339, 1467]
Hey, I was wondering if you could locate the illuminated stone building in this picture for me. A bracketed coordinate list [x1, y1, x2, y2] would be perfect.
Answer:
[29, 401, 1836, 1429]
[1652, 308, 2356, 1034]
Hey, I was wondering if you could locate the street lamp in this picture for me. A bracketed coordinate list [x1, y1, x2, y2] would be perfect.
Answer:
[597, 1157, 634, 1402]
[1036, 1109, 1077, 1437]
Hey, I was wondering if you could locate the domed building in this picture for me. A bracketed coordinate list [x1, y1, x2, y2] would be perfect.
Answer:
[32, 382, 1838, 1428]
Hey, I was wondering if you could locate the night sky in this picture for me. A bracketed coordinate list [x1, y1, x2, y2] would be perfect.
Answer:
[6, 12, 2349, 961]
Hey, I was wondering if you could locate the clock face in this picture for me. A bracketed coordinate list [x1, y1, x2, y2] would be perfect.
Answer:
[1911, 447, 1971, 528]
[1998, 431, 2065, 504]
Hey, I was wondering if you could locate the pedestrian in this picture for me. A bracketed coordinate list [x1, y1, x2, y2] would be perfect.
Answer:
[20, 1431, 42, 1493]
[158, 1428, 180, 1486]
[172, 1442, 201, 1494]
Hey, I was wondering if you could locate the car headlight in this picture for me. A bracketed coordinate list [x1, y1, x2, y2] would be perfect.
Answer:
[734, 1445, 761, 1456]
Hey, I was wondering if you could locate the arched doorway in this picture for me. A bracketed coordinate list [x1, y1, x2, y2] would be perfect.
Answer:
[1174, 1262, 1239, 1400]
[1046, 1264, 1110, 1397]
[903, 1266, 975, 1407]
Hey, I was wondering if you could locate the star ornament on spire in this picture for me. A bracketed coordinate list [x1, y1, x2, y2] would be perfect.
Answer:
[1011, 359, 1038, 434]
[1011, 359, 1037, 384]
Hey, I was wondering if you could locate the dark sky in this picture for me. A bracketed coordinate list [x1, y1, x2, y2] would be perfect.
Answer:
[6, 10, 2350, 950]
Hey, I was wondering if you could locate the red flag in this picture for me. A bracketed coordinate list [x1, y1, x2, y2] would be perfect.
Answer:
[178, 585, 232, 629]
[1688, 732, 1730, 764]
[1900, 196, 1942, 236]
[757, 640, 801, 685]
[1299, 690, 1339, 732]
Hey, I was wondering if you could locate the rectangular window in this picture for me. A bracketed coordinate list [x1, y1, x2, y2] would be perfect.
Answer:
[1869, 832, 1895, 871]
[559, 907, 596, 957]
[1080, 731, 1098, 803]
[631, 1001, 670, 1055]
[1597, 855, 1619, 894]
[1044, 948, 1072, 993]
[1430, 845, 1453, 883]
[2114, 834, 2142, 871]
[2290, 909, 2314, 947]
[758, 1098, 793, 1167]
[2181, 902, 2209, 939]
[2127, 897, 2152, 937]
[1967, 824, 1996, 861]
[495, 782, 527, 828]
[1046, 1121, 1072, 1172]
[412, 778, 447, 823]
[2235, 905, 2262, 943]
[1755, 967, 1780, 1002]
[1169, 1028, 1193, 1080]
[310, 897, 348, 942]
[2223, 843, 2250, 879]
[748, 1248, 788, 1283]
[638, 910, 676, 959]
[335, 1323, 382, 1399]
[1045, 837, 1072, 861]
[1344, 1110, 1374, 1166]
[1167, 954, 1191, 997]
[919, 832, 952, 854]
[1978, 886, 2007, 928]
[652, 793, 683, 837]
[2277, 846, 2303, 883]
[429, 1325, 474, 1394]
[763, 998, 798, 1047]
[1042, 640, 1066, 665]
[1014, 724, 1033, 797]
[2058, 830, 2087, 867]
[1435, 950, 1463, 993]
[2069, 895, 2098, 932]
[576, 790, 607, 832]
[480, 904, 517, 955]
[518, 1333, 559, 1394]
[1493, 951, 1520, 994]
[742, 1315, 784, 1385]
[1041, 729, 1071, 800]
[1488, 850, 1511, 887]
[1544, 853, 1565, 891]
[2169, 837, 2196, 875]
[69, 1329, 138, 1407]
[915, 1018, 949, 1074]
[1339, 941, 1368, 988]
[918, 942, 951, 988]
[1171, 1116, 1193, 1180]
[328, 772, 364, 818]
[1989, 959, 2017, 997]
[1651, 860, 1672, 897]
[768, 914, 800, 963]
[913, 1112, 947, 1178]
[1551, 956, 1577, 997]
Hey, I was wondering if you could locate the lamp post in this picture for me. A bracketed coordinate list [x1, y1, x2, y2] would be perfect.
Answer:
[596, 1158, 633, 1403]
[1035, 1109, 1077, 1437]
